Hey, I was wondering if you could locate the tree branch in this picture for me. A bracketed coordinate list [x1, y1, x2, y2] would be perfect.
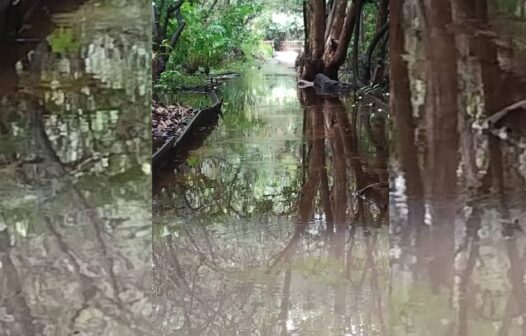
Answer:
[159, 0, 184, 47]
[334, 0, 362, 65]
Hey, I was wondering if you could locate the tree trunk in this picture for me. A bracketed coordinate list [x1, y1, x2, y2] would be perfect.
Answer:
[390, 0, 423, 201]
[300, 0, 363, 81]
[376, 0, 388, 31]
[422, 0, 459, 291]
[152, 0, 186, 81]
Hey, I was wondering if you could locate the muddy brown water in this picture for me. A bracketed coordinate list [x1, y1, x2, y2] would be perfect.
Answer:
[153, 65, 389, 335]
[2, 1, 525, 335]
[0, 1, 151, 335]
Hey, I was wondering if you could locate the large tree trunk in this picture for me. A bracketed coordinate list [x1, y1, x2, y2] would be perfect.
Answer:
[422, 0, 459, 291]
[390, 0, 423, 201]
[300, 0, 364, 81]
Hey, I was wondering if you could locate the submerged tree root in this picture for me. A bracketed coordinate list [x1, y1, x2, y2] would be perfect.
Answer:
[297, 73, 360, 95]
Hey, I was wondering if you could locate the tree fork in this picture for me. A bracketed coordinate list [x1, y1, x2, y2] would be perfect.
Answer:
[300, 0, 364, 81]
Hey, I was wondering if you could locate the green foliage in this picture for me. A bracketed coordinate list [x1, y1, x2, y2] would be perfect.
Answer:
[155, 69, 207, 90]
[186, 154, 200, 167]
[47, 27, 79, 55]
[341, 1, 389, 83]
[165, 1, 264, 74]
[390, 282, 455, 336]
[362, 2, 382, 48]
[255, 12, 304, 42]
[153, 0, 305, 82]
[257, 41, 274, 58]
[347, 1, 384, 62]
[495, 0, 521, 15]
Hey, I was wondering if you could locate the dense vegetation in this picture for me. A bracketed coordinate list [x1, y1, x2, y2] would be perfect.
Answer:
[152, 0, 389, 88]
[153, 1, 258, 80]
[152, 0, 302, 82]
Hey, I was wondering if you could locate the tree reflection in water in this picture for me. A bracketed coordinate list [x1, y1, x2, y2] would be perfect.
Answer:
[153, 68, 389, 336]
[390, 1, 526, 335]
[0, 1, 151, 335]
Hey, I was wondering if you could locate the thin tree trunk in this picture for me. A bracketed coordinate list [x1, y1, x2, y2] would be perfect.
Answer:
[376, 0, 389, 31]
[153, 0, 186, 81]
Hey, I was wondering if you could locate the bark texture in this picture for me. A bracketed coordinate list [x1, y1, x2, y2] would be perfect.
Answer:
[300, 0, 364, 80]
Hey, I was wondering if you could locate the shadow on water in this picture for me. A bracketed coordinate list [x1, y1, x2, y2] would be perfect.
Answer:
[390, 2, 526, 335]
[153, 65, 389, 335]
[0, 1, 151, 335]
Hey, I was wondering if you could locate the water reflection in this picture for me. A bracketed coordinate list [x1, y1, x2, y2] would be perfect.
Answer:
[0, 1, 151, 335]
[390, 1, 526, 335]
[153, 66, 389, 335]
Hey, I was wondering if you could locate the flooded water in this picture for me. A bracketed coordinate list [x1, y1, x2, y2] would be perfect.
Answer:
[390, 2, 526, 335]
[0, 1, 151, 335]
[153, 65, 389, 335]
[4, 1, 525, 335]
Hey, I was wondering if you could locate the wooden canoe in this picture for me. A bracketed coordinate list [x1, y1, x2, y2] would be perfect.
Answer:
[152, 90, 222, 168]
